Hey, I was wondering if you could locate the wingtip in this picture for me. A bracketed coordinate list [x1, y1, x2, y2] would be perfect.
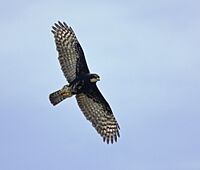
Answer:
[51, 29, 56, 34]
[102, 133, 119, 144]
[58, 21, 66, 28]
[63, 22, 68, 27]
[54, 21, 68, 28]
[51, 21, 70, 34]
[54, 23, 61, 29]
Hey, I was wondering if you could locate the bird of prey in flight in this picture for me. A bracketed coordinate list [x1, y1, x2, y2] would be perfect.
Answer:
[49, 21, 120, 144]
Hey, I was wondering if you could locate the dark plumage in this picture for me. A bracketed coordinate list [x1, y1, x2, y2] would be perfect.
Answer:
[49, 21, 120, 144]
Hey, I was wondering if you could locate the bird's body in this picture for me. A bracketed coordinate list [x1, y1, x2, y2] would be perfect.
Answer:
[50, 73, 100, 105]
[49, 21, 120, 144]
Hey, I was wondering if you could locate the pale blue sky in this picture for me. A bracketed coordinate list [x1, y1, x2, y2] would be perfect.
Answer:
[0, 0, 200, 169]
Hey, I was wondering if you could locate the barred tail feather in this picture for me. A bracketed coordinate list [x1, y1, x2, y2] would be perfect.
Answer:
[49, 87, 72, 106]
[49, 90, 65, 106]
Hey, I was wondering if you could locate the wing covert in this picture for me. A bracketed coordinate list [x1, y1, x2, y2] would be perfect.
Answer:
[75, 85, 120, 144]
[52, 21, 90, 83]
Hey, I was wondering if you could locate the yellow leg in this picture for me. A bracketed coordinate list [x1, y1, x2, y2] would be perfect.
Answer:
[61, 85, 72, 98]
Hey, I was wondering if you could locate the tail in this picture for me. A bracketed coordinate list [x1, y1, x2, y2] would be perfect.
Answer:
[49, 86, 72, 106]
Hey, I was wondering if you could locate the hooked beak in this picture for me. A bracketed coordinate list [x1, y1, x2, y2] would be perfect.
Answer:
[90, 77, 100, 83]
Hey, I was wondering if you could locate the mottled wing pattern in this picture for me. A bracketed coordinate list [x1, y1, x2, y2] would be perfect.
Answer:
[76, 85, 120, 144]
[52, 21, 90, 83]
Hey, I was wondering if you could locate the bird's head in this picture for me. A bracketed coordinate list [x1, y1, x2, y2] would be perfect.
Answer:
[89, 73, 100, 83]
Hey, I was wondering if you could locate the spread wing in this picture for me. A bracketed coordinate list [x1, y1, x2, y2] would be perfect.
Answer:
[52, 21, 90, 83]
[76, 85, 120, 144]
